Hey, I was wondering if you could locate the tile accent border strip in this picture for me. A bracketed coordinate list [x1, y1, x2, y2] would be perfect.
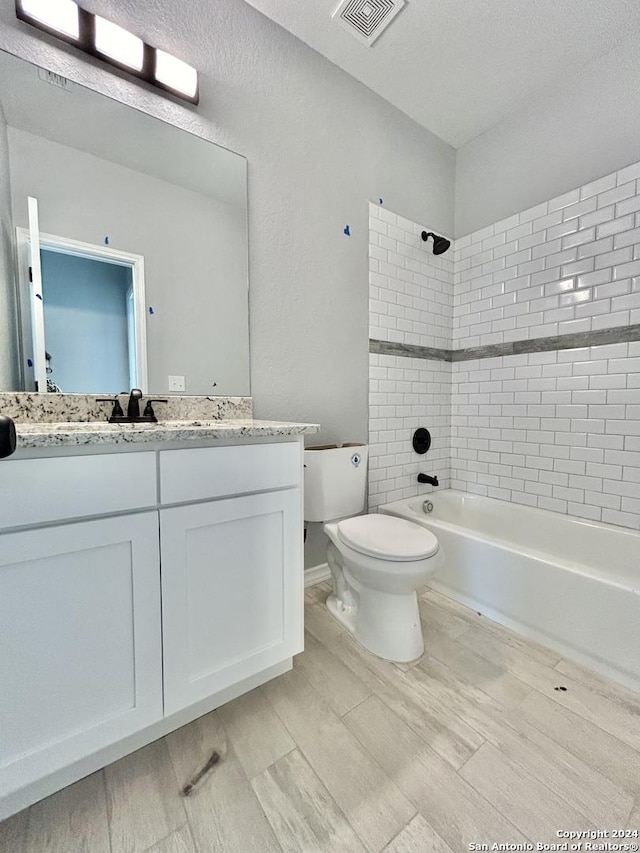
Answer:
[369, 340, 451, 361]
[370, 324, 640, 363]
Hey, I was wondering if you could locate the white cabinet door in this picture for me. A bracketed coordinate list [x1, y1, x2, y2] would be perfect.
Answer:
[0, 513, 162, 799]
[161, 490, 303, 715]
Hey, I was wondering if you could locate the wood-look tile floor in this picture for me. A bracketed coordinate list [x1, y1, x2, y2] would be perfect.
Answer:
[2, 582, 640, 853]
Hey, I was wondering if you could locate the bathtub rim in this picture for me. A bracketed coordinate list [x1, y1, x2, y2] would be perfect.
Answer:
[380, 489, 640, 594]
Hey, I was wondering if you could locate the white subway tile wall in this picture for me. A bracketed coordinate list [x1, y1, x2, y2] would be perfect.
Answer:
[369, 202, 454, 349]
[450, 342, 640, 530]
[454, 162, 640, 349]
[369, 166, 640, 531]
[368, 203, 453, 509]
[369, 353, 451, 509]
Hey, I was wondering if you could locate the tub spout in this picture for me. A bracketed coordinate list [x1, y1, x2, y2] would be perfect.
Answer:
[417, 473, 439, 487]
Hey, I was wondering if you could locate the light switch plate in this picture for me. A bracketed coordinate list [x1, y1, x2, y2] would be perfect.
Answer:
[168, 375, 186, 392]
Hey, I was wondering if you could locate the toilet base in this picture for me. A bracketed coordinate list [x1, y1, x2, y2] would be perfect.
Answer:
[326, 584, 424, 663]
[326, 592, 357, 634]
[323, 524, 439, 664]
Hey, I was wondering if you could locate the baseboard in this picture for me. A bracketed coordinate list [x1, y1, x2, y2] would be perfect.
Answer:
[304, 563, 331, 587]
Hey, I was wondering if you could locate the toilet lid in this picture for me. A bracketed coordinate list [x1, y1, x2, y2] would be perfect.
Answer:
[337, 514, 439, 561]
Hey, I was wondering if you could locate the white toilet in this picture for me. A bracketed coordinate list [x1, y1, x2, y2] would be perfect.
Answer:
[304, 444, 443, 662]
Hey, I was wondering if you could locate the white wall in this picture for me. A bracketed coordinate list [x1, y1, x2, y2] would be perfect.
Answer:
[0, 0, 455, 446]
[9, 127, 248, 396]
[0, 103, 19, 390]
[455, 33, 640, 237]
[0, 0, 454, 571]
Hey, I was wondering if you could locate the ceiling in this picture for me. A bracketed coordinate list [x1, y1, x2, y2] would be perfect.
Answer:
[242, 0, 640, 148]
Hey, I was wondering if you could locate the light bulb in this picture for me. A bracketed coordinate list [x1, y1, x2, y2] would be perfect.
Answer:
[155, 50, 198, 99]
[94, 16, 144, 71]
[20, 0, 79, 39]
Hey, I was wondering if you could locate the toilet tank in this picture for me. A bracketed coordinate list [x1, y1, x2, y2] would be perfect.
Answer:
[304, 443, 368, 522]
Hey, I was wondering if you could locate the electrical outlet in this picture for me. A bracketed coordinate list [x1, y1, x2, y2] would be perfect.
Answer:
[168, 375, 185, 392]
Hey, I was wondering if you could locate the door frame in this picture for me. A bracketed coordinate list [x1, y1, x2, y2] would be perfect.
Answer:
[16, 228, 148, 393]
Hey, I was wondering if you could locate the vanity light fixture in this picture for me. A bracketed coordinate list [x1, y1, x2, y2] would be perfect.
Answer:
[15, 0, 199, 104]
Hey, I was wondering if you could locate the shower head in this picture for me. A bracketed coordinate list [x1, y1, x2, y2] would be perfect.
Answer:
[421, 231, 451, 255]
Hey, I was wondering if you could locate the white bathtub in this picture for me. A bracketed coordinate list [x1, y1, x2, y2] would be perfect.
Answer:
[380, 489, 640, 692]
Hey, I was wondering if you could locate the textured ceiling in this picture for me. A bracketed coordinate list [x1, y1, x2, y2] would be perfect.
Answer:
[241, 0, 640, 147]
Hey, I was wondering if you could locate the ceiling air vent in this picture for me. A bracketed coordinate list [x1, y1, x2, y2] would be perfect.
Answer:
[332, 0, 406, 47]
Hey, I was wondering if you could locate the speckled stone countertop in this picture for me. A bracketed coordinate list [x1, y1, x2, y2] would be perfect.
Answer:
[0, 392, 253, 423]
[14, 419, 320, 449]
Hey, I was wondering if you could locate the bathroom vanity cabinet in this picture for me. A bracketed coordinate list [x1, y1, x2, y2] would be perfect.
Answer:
[0, 430, 311, 820]
[159, 443, 303, 715]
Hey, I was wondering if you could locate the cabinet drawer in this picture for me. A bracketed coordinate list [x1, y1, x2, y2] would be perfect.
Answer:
[160, 442, 301, 505]
[0, 452, 157, 530]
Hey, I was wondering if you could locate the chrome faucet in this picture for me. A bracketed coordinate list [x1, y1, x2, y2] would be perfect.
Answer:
[417, 473, 439, 487]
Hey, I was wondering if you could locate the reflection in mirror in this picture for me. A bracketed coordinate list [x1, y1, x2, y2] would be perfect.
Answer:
[0, 50, 249, 397]
[17, 221, 148, 393]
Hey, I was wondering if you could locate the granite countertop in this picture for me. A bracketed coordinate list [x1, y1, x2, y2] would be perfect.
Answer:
[14, 419, 320, 448]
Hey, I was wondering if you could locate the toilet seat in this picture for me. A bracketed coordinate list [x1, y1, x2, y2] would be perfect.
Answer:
[337, 514, 439, 561]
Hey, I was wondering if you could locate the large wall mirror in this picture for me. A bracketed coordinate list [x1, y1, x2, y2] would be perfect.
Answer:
[0, 50, 249, 397]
